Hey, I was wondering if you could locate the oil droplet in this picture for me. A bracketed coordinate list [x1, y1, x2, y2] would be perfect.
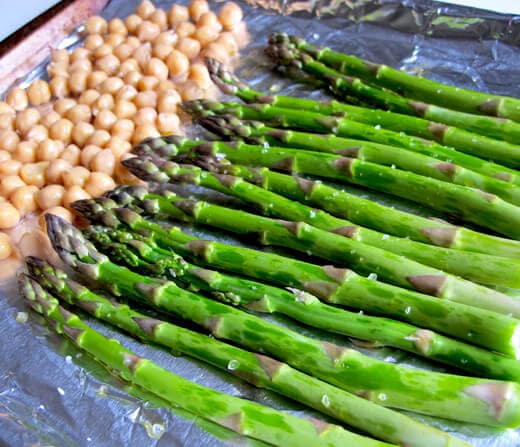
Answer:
[405, 306, 412, 314]
[227, 359, 239, 371]
[144, 421, 166, 440]
[367, 273, 378, 281]
[381, 234, 389, 240]
[378, 393, 387, 401]
[57, 387, 65, 396]
[321, 394, 330, 408]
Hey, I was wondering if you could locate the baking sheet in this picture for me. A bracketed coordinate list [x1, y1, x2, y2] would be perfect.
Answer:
[2, 0, 520, 446]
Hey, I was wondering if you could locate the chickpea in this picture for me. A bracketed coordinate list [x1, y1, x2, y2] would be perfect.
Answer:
[154, 30, 177, 46]
[123, 70, 142, 87]
[100, 77, 125, 95]
[108, 17, 127, 35]
[0, 112, 14, 130]
[193, 26, 219, 47]
[113, 100, 137, 119]
[63, 166, 91, 187]
[214, 32, 238, 55]
[125, 14, 143, 34]
[47, 61, 69, 78]
[70, 47, 91, 63]
[88, 129, 111, 147]
[157, 89, 181, 113]
[149, 9, 168, 31]
[0, 102, 13, 114]
[0, 232, 12, 259]
[178, 80, 203, 101]
[137, 20, 160, 42]
[95, 54, 120, 75]
[78, 89, 101, 106]
[72, 121, 95, 146]
[15, 108, 40, 136]
[87, 70, 108, 89]
[6, 87, 28, 111]
[189, 0, 209, 21]
[197, 11, 221, 29]
[84, 172, 116, 197]
[219, 2, 243, 30]
[166, 50, 189, 77]
[90, 149, 116, 176]
[0, 175, 25, 198]
[63, 185, 91, 208]
[188, 63, 211, 89]
[93, 43, 113, 59]
[176, 37, 201, 60]
[11, 185, 38, 213]
[132, 43, 152, 69]
[167, 4, 189, 26]
[25, 125, 48, 143]
[113, 42, 134, 61]
[136, 75, 159, 91]
[68, 70, 89, 96]
[111, 119, 135, 141]
[49, 118, 74, 144]
[39, 206, 73, 230]
[20, 162, 49, 188]
[66, 104, 92, 123]
[53, 98, 76, 115]
[40, 110, 61, 128]
[104, 33, 125, 48]
[152, 43, 173, 60]
[59, 144, 81, 165]
[92, 94, 115, 114]
[68, 58, 93, 73]
[37, 140, 64, 161]
[175, 21, 195, 38]
[157, 112, 180, 134]
[125, 35, 141, 49]
[119, 58, 141, 75]
[156, 79, 177, 92]
[84, 33, 104, 51]
[94, 109, 117, 131]
[133, 107, 157, 126]
[80, 145, 102, 168]
[115, 152, 140, 185]
[0, 150, 11, 162]
[132, 124, 159, 145]
[107, 136, 132, 159]
[0, 203, 20, 229]
[13, 141, 37, 163]
[0, 130, 19, 152]
[50, 76, 69, 98]
[45, 159, 72, 184]
[27, 80, 51, 105]
[51, 48, 69, 63]
[136, 0, 155, 19]
[85, 15, 107, 34]
[135, 90, 157, 109]
[36, 184, 65, 210]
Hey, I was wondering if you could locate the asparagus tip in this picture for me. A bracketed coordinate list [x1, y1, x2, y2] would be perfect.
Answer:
[204, 57, 243, 95]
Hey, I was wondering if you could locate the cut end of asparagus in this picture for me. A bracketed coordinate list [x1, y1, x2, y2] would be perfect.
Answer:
[205, 57, 245, 95]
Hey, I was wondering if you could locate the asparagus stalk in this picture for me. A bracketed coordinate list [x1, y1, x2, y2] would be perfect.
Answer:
[72, 196, 520, 358]
[132, 135, 520, 259]
[28, 257, 474, 447]
[21, 274, 383, 447]
[82, 225, 520, 383]
[135, 135, 520, 240]
[123, 156, 520, 288]
[182, 99, 520, 186]
[270, 33, 520, 122]
[197, 115, 520, 207]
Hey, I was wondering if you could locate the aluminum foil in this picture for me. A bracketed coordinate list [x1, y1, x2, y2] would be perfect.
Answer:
[2, 0, 520, 446]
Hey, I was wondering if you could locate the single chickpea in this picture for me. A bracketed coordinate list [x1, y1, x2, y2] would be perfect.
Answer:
[104, 33, 125, 48]
[19, 162, 49, 188]
[0, 112, 14, 130]
[68, 57, 93, 73]
[125, 35, 141, 49]
[6, 87, 28, 111]
[178, 80, 203, 101]
[45, 159, 72, 184]
[113, 100, 137, 119]
[113, 42, 134, 61]
[197, 11, 222, 31]
[154, 30, 177, 46]
[107, 136, 132, 159]
[25, 125, 48, 143]
[175, 21, 195, 38]
[84, 33, 104, 51]
[166, 50, 189, 77]
[125, 14, 143, 34]
[68, 70, 89, 96]
[27, 80, 51, 105]
[0, 102, 13, 114]
[108, 17, 127, 35]
[72, 121, 95, 146]
[70, 47, 91, 63]
[99, 77, 125, 95]
[157, 112, 180, 134]
[63, 166, 91, 188]
[87, 129, 111, 147]
[93, 43, 113, 59]
[80, 145, 102, 168]
[0, 130, 20, 152]
[37, 140, 64, 161]
[133, 107, 157, 126]
[47, 61, 69, 78]
[36, 184, 65, 210]
[50, 76, 70, 98]
[115, 85, 138, 102]
[39, 206, 73, 230]
[219, 2, 243, 30]
[189, 0, 209, 21]
[136, 75, 159, 91]
[63, 185, 91, 208]
[144, 57, 168, 80]
[167, 4, 189, 26]
[90, 149, 116, 176]
[155, 79, 177, 92]
[66, 104, 92, 123]
[123, 70, 142, 87]
[49, 118, 74, 144]
[119, 58, 141, 75]
[95, 54, 120, 75]
[149, 9, 168, 31]
[176, 37, 201, 60]
[85, 15, 107, 34]
[15, 108, 41, 136]
[84, 172, 116, 197]
[59, 144, 81, 165]
[11, 185, 38, 213]
[152, 42, 173, 60]
[0, 203, 20, 229]
[214, 32, 238, 55]
[0, 175, 25, 198]
[111, 119, 135, 141]
[134, 90, 157, 109]
[0, 150, 11, 162]
[132, 43, 152, 69]
[87, 70, 108, 89]
[78, 89, 101, 106]
[157, 89, 181, 113]
[193, 25, 219, 48]
[132, 123, 159, 145]
[188, 63, 211, 89]
[0, 232, 11, 260]
[94, 109, 117, 131]
[51, 48, 69, 63]
[137, 20, 160, 42]
[136, 0, 156, 19]
[40, 110, 61, 128]
[13, 141, 37, 163]
[53, 98, 76, 115]
[115, 152, 140, 185]
[92, 94, 115, 114]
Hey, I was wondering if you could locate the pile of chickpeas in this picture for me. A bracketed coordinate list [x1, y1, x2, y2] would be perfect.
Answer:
[0, 0, 244, 263]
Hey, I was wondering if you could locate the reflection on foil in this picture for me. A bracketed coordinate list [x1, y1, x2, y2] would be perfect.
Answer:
[2, 0, 520, 446]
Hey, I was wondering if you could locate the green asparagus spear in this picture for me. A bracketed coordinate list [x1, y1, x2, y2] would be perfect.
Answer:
[72, 197, 520, 358]
[122, 155, 520, 288]
[132, 135, 520, 259]
[196, 115, 520, 207]
[270, 33, 520, 122]
[28, 257, 475, 447]
[182, 99, 520, 186]
[21, 274, 385, 447]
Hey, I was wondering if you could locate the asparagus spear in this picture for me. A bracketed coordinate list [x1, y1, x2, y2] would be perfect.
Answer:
[29, 257, 475, 447]
[72, 196, 520, 358]
[270, 33, 520, 122]
[123, 156, 520, 288]
[182, 99, 520, 186]
[135, 136, 520, 240]
[197, 115, 520, 207]
[82, 225, 520, 383]
[132, 135, 520, 259]
[21, 274, 384, 447]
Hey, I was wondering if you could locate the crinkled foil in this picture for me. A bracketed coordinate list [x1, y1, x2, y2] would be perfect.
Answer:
[2, 0, 520, 446]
